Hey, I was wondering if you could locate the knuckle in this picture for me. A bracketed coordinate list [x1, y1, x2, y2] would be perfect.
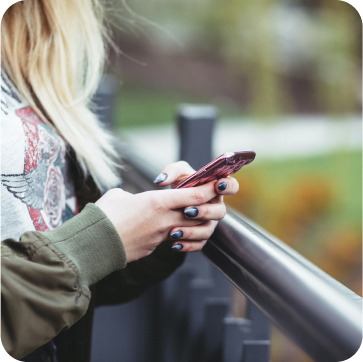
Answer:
[170, 160, 190, 173]
[211, 223, 217, 235]
[191, 192, 204, 205]
[201, 240, 208, 249]
[219, 205, 227, 219]
[184, 243, 194, 252]
[176, 161, 194, 171]
[148, 195, 165, 214]
[187, 243, 198, 253]
[154, 220, 167, 234]
[201, 206, 208, 219]
[208, 222, 217, 235]
[178, 160, 190, 168]
[203, 229, 212, 239]
[205, 222, 216, 236]
[188, 228, 194, 240]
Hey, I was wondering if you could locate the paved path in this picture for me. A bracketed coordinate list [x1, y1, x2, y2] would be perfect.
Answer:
[119, 116, 362, 170]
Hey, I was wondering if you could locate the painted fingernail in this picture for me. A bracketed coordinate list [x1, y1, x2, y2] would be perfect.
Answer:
[184, 207, 199, 218]
[170, 230, 184, 240]
[153, 173, 168, 184]
[218, 181, 227, 191]
[171, 243, 183, 251]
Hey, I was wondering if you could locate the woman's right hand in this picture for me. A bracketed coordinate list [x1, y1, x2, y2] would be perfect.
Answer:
[95, 181, 222, 263]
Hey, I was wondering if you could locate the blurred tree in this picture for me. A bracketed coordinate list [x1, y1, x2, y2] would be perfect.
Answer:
[116, 0, 361, 116]
[314, 0, 361, 115]
[203, 0, 289, 118]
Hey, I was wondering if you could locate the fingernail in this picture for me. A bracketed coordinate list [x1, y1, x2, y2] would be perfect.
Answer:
[170, 230, 184, 240]
[153, 173, 168, 184]
[184, 207, 199, 218]
[218, 181, 227, 191]
[171, 243, 183, 251]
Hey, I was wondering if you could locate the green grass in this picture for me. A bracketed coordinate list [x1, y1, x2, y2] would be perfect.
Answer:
[240, 150, 362, 226]
[114, 84, 245, 129]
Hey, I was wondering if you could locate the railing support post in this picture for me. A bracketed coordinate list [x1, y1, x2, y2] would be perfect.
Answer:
[176, 104, 272, 362]
[93, 74, 120, 129]
[178, 104, 217, 170]
[177, 104, 218, 280]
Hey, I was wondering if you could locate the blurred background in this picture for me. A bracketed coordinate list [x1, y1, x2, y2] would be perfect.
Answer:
[103, 1, 362, 361]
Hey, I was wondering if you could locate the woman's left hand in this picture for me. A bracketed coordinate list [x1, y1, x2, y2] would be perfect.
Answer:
[153, 161, 239, 252]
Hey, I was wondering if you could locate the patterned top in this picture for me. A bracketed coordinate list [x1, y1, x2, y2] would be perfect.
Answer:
[1, 70, 78, 241]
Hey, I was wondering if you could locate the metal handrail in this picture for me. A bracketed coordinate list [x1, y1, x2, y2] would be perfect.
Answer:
[205, 212, 362, 362]
[119, 146, 362, 362]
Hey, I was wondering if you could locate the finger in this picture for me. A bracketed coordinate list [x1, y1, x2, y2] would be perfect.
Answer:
[160, 181, 218, 209]
[209, 195, 223, 204]
[169, 210, 203, 228]
[170, 221, 217, 242]
[215, 176, 239, 196]
[171, 240, 209, 252]
[183, 202, 226, 221]
[153, 161, 195, 186]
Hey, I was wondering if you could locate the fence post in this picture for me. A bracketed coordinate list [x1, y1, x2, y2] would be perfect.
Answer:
[93, 74, 120, 129]
[176, 105, 236, 361]
[177, 104, 218, 280]
[178, 104, 217, 170]
[222, 303, 271, 362]
[203, 298, 230, 362]
[177, 104, 271, 362]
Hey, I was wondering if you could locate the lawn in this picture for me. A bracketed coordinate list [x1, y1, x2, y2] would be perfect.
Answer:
[114, 84, 244, 129]
[231, 150, 362, 226]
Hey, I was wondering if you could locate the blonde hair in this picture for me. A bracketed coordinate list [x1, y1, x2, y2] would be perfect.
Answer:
[1, 0, 120, 191]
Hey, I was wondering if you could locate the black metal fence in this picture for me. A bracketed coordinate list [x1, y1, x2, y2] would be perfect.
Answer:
[91, 80, 362, 362]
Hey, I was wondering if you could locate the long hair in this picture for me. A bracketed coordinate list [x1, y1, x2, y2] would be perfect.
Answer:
[1, 0, 120, 190]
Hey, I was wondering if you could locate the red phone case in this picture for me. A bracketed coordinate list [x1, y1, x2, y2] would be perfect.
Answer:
[173, 151, 256, 189]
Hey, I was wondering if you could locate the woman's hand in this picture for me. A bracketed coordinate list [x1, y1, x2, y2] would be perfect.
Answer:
[95, 181, 220, 262]
[153, 161, 239, 252]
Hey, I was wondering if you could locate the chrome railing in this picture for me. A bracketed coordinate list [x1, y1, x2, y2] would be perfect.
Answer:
[117, 108, 362, 362]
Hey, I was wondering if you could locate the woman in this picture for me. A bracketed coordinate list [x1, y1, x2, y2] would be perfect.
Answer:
[1, 1, 239, 361]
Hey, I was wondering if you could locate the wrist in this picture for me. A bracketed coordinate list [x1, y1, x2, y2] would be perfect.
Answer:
[46, 203, 127, 288]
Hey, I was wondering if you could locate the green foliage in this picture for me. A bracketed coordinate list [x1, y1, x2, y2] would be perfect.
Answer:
[232, 150, 362, 233]
[118, 0, 361, 118]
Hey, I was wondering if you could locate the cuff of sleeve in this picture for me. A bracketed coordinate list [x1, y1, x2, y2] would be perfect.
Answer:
[46, 203, 127, 288]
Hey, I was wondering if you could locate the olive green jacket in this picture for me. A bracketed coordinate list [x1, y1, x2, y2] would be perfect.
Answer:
[1, 173, 185, 361]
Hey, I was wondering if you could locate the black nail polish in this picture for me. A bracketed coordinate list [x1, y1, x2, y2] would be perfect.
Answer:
[218, 181, 227, 191]
[184, 207, 199, 218]
[171, 243, 183, 251]
[170, 230, 184, 240]
[153, 173, 168, 184]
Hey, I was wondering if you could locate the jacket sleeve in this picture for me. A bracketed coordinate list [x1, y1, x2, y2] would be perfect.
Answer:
[94, 239, 185, 306]
[1, 203, 127, 360]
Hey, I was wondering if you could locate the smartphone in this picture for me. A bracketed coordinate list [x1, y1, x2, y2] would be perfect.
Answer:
[173, 151, 256, 189]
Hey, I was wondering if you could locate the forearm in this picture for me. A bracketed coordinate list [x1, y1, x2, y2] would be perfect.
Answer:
[1, 204, 126, 359]
[95, 240, 185, 306]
